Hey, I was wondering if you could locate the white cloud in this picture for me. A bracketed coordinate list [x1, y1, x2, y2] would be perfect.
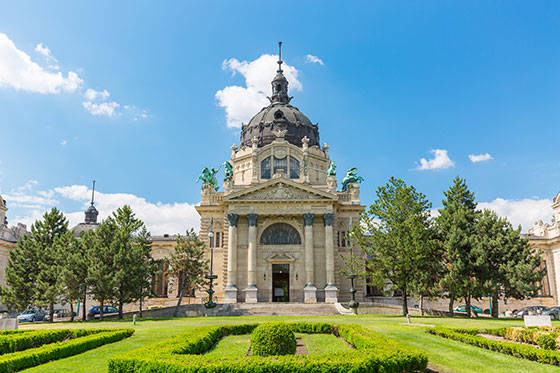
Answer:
[5, 181, 200, 235]
[82, 100, 120, 117]
[84, 88, 110, 101]
[469, 153, 493, 163]
[416, 149, 455, 170]
[34, 42, 59, 70]
[60, 139, 67, 145]
[0, 33, 82, 93]
[305, 54, 324, 65]
[478, 197, 552, 232]
[216, 54, 302, 128]
[54, 185, 200, 235]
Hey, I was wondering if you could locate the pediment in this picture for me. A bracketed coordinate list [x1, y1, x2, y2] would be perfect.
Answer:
[224, 179, 336, 202]
[264, 252, 299, 262]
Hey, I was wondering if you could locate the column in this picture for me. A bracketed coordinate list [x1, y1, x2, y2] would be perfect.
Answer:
[323, 213, 338, 303]
[553, 249, 560, 305]
[303, 213, 317, 303]
[225, 213, 238, 303]
[245, 213, 258, 303]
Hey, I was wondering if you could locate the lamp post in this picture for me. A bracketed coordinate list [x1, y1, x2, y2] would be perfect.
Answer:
[347, 217, 359, 314]
[205, 217, 217, 309]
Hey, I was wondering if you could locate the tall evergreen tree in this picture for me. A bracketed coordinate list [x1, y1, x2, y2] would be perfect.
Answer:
[475, 209, 544, 317]
[61, 233, 90, 321]
[111, 206, 153, 319]
[436, 177, 482, 317]
[167, 229, 208, 317]
[352, 177, 435, 316]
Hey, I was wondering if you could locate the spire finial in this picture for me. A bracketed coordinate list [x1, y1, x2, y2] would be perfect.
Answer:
[91, 180, 96, 206]
[277, 41, 283, 72]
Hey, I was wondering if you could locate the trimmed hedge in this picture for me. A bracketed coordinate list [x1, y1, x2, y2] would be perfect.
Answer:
[428, 327, 560, 366]
[0, 328, 134, 373]
[108, 322, 428, 373]
[251, 322, 297, 356]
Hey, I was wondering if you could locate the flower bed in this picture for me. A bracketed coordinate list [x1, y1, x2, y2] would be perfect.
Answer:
[108, 322, 427, 373]
[428, 327, 560, 366]
[0, 328, 134, 372]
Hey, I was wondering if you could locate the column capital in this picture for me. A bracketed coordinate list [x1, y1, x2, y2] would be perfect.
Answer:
[303, 213, 315, 226]
[247, 213, 258, 227]
[323, 213, 334, 226]
[227, 213, 239, 227]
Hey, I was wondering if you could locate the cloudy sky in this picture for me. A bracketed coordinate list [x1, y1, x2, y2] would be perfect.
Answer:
[1, 2, 559, 234]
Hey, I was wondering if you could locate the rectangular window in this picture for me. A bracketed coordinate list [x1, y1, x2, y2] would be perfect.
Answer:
[151, 261, 168, 297]
[261, 157, 271, 179]
[341, 231, 346, 247]
[538, 261, 551, 296]
[289, 157, 300, 179]
[274, 157, 287, 174]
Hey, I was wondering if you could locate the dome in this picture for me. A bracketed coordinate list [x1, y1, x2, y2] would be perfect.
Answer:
[240, 43, 320, 148]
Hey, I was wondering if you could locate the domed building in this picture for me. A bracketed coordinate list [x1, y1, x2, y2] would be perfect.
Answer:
[194, 48, 365, 304]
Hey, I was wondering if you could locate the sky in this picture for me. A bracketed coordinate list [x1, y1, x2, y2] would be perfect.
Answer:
[0, 1, 559, 234]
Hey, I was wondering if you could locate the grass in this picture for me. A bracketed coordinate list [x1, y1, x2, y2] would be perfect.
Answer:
[16, 315, 560, 372]
[206, 334, 250, 357]
[297, 333, 349, 355]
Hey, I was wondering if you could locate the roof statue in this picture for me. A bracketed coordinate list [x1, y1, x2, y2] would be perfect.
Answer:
[341, 167, 364, 192]
[327, 161, 336, 177]
[197, 167, 220, 191]
[223, 161, 234, 181]
[240, 42, 320, 148]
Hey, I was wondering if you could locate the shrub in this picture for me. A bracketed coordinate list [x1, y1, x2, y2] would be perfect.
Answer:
[251, 322, 297, 356]
[537, 334, 557, 350]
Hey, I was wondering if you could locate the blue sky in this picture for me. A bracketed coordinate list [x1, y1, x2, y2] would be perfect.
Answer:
[1, 1, 559, 234]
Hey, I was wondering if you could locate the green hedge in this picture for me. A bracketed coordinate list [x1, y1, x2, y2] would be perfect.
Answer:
[108, 322, 427, 373]
[0, 328, 133, 373]
[428, 327, 560, 366]
[251, 322, 297, 357]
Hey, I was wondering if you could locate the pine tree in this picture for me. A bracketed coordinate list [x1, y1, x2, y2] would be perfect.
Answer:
[61, 233, 90, 321]
[475, 209, 543, 317]
[352, 177, 435, 316]
[437, 177, 482, 317]
[167, 229, 208, 317]
[111, 206, 153, 319]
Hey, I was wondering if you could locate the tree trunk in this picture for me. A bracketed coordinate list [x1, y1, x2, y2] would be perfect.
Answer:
[401, 288, 409, 316]
[448, 293, 455, 318]
[139, 297, 143, 318]
[174, 289, 184, 318]
[99, 300, 104, 321]
[49, 302, 54, 323]
[466, 290, 472, 318]
[420, 295, 424, 316]
[82, 292, 87, 321]
[70, 302, 74, 322]
[118, 300, 123, 319]
[491, 292, 499, 318]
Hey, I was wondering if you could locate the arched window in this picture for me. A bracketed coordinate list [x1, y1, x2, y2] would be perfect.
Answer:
[274, 157, 287, 174]
[260, 223, 301, 245]
[261, 157, 271, 179]
[289, 157, 300, 179]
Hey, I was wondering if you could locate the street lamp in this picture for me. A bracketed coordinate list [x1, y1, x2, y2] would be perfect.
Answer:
[347, 217, 359, 314]
[205, 217, 217, 309]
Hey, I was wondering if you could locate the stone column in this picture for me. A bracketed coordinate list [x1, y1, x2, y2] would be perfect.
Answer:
[225, 213, 238, 303]
[323, 213, 338, 303]
[245, 213, 258, 303]
[553, 249, 560, 304]
[303, 213, 317, 303]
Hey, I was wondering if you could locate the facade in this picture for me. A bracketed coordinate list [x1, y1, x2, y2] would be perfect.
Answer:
[527, 191, 560, 304]
[194, 53, 365, 304]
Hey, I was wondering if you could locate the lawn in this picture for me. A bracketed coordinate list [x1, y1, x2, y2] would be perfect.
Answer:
[206, 334, 251, 357]
[17, 315, 560, 372]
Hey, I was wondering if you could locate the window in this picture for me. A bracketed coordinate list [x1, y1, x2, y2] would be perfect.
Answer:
[151, 261, 168, 297]
[261, 157, 271, 179]
[260, 223, 301, 245]
[337, 231, 347, 247]
[209, 232, 221, 248]
[289, 157, 300, 179]
[274, 157, 287, 174]
[177, 271, 196, 298]
[537, 261, 551, 296]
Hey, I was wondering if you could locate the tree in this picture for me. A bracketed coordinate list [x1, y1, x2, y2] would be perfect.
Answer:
[2, 208, 71, 322]
[436, 177, 482, 317]
[475, 209, 544, 317]
[87, 217, 117, 321]
[167, 229, 208, 317]
[351, 177, 436, 316]
[61, 233, 90, 321]
[111, 206, 153, 319]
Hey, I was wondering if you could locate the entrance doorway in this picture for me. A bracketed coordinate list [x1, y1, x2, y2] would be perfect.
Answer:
[272, 264, 290, 302]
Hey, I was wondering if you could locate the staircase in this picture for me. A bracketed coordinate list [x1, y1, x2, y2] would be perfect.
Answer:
[219, 302, 340, 317]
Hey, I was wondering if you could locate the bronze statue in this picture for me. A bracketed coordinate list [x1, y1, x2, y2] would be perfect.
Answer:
[341, 167, 364, 191]
[196, 167, 220, 191]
